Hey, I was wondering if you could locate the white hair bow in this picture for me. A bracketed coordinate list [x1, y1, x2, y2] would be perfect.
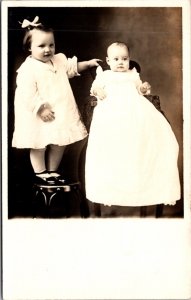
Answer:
[19, 16, 42, 28]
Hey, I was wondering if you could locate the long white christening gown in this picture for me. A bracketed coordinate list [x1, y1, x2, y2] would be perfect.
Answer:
[85, 67, 180, 206]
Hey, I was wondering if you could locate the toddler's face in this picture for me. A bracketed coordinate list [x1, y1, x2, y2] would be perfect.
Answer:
[30, 30, 55, 63]
[106, 45, 129, 72]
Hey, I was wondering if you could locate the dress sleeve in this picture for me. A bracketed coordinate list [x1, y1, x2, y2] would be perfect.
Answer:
[131, 68, 147, 95]
[90, 66, 105, 95]
[15, 64, 45, 115]
[58, 53, 80, 78]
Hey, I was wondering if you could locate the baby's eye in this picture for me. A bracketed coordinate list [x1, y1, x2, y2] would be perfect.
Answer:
[123, 57, 129, 61]
[114, 58, 118, 61]
[39, 44, 45, 48]
[50, 44, 55, 47]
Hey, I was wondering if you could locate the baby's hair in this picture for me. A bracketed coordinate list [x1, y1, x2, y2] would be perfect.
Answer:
[107, 41, 130, 56]
[22, 25, 54, 52]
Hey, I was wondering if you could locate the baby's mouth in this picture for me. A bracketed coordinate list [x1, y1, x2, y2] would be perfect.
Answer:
[44, 53, 51, 57]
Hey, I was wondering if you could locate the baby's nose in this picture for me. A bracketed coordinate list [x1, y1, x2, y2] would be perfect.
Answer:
[44, 46, 50, 52]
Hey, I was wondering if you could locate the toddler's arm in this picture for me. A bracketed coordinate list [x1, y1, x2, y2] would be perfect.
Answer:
[15, 68, 53, 116]
[77, 59, 102, 72]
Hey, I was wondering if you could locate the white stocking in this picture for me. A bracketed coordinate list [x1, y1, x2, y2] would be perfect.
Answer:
[46, 145, 66, 173]
[30, 148, 46, 174]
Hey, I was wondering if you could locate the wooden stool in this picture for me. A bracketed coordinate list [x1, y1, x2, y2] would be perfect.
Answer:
[32, 181, 89, 218]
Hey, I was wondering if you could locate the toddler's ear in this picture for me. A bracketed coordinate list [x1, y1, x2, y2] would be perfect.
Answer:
[96, 65, 103, 75]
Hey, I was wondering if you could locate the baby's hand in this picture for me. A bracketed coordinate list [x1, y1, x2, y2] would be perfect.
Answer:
[91, 87, 107, 100]
[88, 59, 102, 68]
[140, 82, 151, 95]
[37, 103, 55, 122]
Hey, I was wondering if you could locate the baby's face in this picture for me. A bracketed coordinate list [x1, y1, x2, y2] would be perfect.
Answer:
[30, 30, 55, 63]
[106, 45, 129, 72]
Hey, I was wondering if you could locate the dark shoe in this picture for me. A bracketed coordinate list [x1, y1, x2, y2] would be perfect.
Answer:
[51, 176, 69, 185]
[47, 172, 71, 185]
[45, 176, 58, 185]
[34, 175, 56, 186]
[47, 172, 66, 185]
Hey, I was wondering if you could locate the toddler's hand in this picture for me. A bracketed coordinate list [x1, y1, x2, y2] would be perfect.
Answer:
[38, 103, 55, 122]
[91, 87, 107, 100]
[140, 82, 151, 95]
[88, 59, 102, 68]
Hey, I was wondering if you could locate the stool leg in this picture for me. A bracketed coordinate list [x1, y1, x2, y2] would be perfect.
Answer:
[64, 191, 71, 218]
[48, 188, 70, 218]
[32, 187, 37, 218]
[32, 187, 49, 218]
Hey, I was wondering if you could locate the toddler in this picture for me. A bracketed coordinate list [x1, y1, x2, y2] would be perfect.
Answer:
[12, 16, 101, 185]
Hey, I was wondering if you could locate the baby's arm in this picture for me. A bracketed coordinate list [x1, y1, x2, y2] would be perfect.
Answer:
[133, 69, 151, 95]
[90, 66, 107, 100]
[139, 81, 151, 95]
[91, 86, 107, 100]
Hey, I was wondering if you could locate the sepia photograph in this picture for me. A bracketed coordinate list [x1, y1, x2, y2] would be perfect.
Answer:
[1, 0, 191, 299]
[7, 4, 184, 220]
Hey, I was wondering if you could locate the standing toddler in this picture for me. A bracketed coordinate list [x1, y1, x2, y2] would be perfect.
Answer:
[12, 16, 101, 185]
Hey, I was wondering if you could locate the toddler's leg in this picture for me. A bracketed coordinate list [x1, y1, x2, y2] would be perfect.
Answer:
[30, 148, 46, 173]
[46, 144, 66, 173]
[30, 147, 62, 185]
[30, 148, 52, 184]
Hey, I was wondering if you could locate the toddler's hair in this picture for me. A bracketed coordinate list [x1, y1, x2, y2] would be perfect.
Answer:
[22, 25, 54, 52]
[107, 41, 130, 56]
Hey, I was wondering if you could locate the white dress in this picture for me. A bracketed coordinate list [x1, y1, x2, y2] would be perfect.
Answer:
[12, 53, 87, 149]
[85, 68, 181, 206]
